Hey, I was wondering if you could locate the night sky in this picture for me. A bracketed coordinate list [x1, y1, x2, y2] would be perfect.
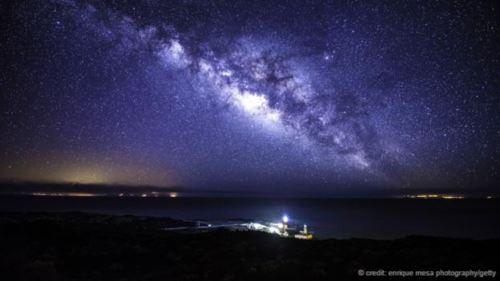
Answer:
[1, 0, 499, 194]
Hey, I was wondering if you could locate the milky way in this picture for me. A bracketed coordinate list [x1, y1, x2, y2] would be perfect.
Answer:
[1, 0, 499, 193]
[158, 36, 384, 168]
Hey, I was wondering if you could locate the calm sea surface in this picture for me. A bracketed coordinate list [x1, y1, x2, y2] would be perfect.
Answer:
[1, 196, 499, 239]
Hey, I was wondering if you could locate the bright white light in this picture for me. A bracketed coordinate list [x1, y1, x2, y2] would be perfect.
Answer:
[170, 40, 183, 56]
[232, 91, 282, 127]
[234, 92, 267, 115]
[282, 215, 289, 223]
[221, 69, 233, 77]
[269, 226, 281, 234]
[251, 223, 265, 230]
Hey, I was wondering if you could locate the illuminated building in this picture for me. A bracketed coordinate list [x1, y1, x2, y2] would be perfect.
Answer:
[163, 214, 314, 239]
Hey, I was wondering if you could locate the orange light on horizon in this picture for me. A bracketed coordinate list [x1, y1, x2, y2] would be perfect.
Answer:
[30, 192, 97, 197]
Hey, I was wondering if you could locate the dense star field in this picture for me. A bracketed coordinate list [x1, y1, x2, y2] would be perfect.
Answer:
[1, 0, 499, 193]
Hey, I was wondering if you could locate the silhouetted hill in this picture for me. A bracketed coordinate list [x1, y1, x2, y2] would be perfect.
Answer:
[0, 212, 498, 280]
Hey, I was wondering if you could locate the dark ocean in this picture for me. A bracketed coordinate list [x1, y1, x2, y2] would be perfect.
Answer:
[1, 196, 499, 239]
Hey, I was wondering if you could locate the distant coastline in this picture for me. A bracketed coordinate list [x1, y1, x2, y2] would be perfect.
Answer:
[1, 181, 498, 199]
